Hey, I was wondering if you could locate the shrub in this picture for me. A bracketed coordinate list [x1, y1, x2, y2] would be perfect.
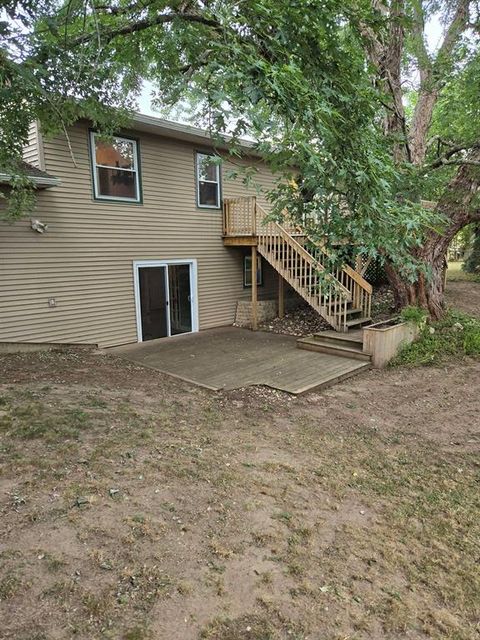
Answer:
[464, 327, 480, 355]
[400, 306, 428, 327]
[391, 310, 480, 366]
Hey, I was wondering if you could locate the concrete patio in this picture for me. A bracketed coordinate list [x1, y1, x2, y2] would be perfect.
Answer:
[110, 327, 369, 394]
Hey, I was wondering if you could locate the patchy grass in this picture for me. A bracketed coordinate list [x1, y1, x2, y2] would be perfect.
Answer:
[0, 571, 23, 600]
[447, 261, 480, 283]
[392, 309, 480, 366]
[0, 348, 479, 639]
[0, 400, 90, 441]
[201, 614, 277, 639]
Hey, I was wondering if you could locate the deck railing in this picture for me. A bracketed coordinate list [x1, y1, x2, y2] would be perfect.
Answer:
[223, 196, 299, 236]
[223, 196, 258, 236]
[309, 246, 373, 324]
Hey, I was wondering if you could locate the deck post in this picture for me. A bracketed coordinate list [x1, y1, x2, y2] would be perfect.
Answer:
[355, 255, 363, 274]
[278, 273, 285, 318]
[251, 245, 258, 331]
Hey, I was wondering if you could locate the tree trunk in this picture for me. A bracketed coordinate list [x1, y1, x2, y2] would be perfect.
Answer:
[387, 148, 480, 318]
[361, 1, 473, 319]
[385, 244, 447, 320]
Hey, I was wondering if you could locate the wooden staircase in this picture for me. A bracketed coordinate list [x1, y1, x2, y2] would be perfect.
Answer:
[297, 330, 372, 362]
[223, 196, 373, 333]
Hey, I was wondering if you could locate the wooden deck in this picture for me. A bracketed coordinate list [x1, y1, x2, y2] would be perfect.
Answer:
[110, 327, 369, 395]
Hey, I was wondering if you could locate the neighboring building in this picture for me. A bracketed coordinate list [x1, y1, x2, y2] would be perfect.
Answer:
[0, 114, 372, 349]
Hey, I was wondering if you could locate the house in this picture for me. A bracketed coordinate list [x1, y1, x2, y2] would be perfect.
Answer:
[0, 114, 372, 349]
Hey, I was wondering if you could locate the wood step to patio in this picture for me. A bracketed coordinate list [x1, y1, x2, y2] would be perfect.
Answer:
[297, 332, 372, 362]
[346, 316, 372, 329]
[313, 332, 365, 348]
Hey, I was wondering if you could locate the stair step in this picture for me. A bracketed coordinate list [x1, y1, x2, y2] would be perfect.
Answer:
[323, 306, 363, 317]
[297, 337, 372, 361]
[346, 317, 372, 328]
[312, 333, 364, 349]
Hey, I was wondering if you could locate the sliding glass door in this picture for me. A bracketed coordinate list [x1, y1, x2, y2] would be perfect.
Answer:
[168, 264, 193, 335]
[135, 261, 196, 341]
[138, 266, 168, 341]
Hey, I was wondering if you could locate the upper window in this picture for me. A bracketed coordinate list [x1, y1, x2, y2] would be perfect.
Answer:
[90, 132, 141, 202]
[196, 153, 221, 208]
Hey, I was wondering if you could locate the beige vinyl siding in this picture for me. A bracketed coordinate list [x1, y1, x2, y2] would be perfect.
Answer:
[0, 121, 280, 347]
[235, 254, 300, 308]
[22, 122, 40, 167]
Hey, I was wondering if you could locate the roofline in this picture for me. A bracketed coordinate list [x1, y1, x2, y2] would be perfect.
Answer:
[130, 113, 258, 155]
[0, 173, 61, 188]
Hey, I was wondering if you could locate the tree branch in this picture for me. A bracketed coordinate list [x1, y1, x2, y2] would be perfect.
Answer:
[430, 159, 480, 168]
[409, 0, 471, 164]
[425, 141, 480, 170]
[435, 0, 471, 67]
[93, 1, 154, 15]
[358, 1, 413, 163]
[70, 10, 222, 48]
[410, 0, 431, 82]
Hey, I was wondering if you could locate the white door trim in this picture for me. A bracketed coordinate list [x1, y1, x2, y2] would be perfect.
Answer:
[133, 259, 199, 342]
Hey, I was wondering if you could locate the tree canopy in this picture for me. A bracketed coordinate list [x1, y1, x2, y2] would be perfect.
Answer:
[1, 1, 479, 312]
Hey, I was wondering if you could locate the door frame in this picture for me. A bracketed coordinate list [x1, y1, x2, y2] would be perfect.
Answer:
[133, 259, 199, 342]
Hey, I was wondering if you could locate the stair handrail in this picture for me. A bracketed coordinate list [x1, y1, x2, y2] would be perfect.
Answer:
[306, 238, 372, 322]
[311, 240, 373, 294]
[255, 203, 352, 301]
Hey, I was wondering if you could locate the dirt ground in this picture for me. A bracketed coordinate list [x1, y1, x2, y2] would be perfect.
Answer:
[446, 280, 480, 318]
[0, 283, 479, 640]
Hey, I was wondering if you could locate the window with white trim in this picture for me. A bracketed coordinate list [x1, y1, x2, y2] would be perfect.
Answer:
[90, 132, 141, 202]
[196, 152, 221, 208]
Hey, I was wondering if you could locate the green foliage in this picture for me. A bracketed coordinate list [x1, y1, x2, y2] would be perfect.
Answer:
[1, 0, 138, 218]
[399, 306, 428, 327]
[392, 310, 480, 367]
[1, 0, 478, 289]
[430, 46, 480, 149]
[422, 41, 480, 202]
[0, 174, 36, 220]
[0, 0, 437, 254]
[464, 325, 480, 355]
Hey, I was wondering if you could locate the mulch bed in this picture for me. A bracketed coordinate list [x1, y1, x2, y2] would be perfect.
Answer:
[259, 285, 396, 337]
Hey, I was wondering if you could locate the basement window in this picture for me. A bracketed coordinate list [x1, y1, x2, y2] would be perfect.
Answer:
[244, 255, 263, 288]
[196, 152, 221, 208]
[90, 132, 141, 202]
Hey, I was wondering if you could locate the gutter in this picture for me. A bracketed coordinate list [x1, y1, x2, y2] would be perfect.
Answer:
[131, 113, 258, 154]
[0, 174, 61, 188]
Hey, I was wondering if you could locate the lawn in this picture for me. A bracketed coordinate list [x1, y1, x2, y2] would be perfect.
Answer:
[0, 346, 479, 640]
[447, 261, 480, 283]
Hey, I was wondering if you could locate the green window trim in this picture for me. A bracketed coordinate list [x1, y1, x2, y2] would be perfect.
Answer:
[89, 131, 142, 203]
[196, 151, 222, 209]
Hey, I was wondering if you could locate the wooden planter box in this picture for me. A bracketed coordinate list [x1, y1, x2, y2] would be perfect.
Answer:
[363, 319, 420, 368]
